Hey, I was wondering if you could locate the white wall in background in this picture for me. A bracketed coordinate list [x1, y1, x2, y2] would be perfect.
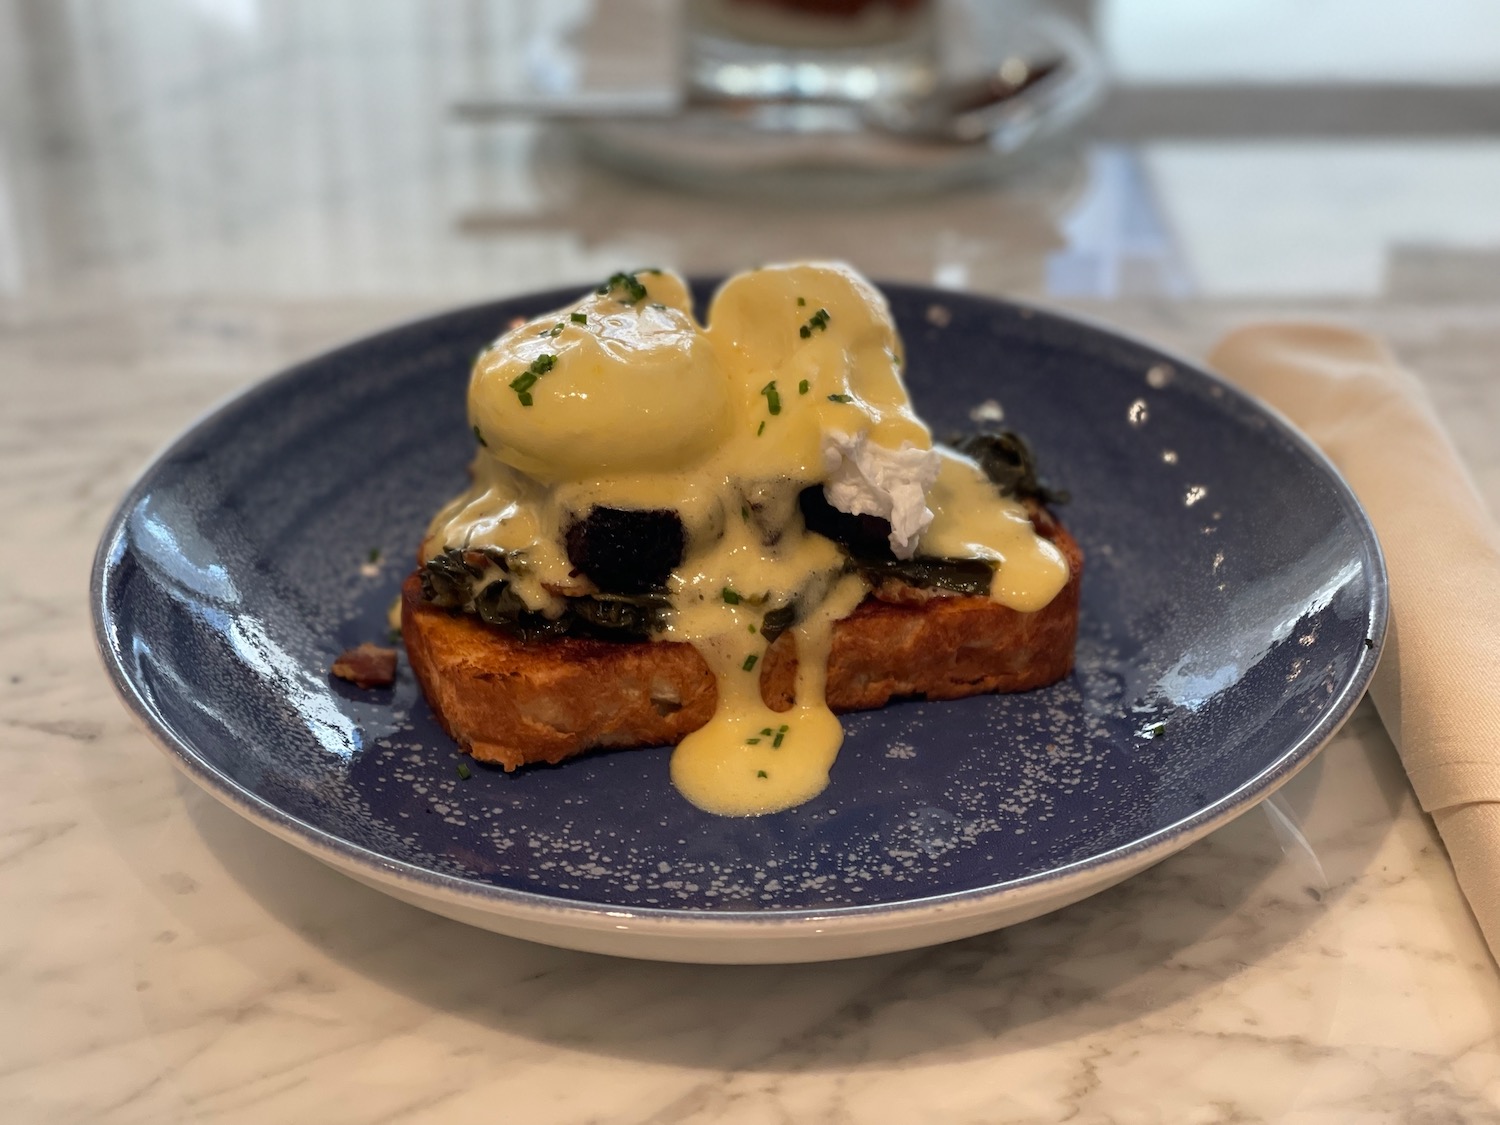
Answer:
[1100, 0, 1500, 84]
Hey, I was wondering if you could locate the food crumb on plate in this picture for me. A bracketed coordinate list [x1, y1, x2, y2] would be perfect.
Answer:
[331, 643, 397, 688]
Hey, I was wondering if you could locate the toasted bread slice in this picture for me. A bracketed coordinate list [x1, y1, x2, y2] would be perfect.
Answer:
[402, 510, 1082, 771]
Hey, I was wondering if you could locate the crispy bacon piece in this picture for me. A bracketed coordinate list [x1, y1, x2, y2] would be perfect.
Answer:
[331, 643, 397, 688]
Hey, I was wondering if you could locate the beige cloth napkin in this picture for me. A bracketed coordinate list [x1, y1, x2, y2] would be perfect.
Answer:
[1209, 324, 1500, 961]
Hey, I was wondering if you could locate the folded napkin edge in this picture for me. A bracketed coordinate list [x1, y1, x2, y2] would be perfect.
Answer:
[1209, 321, 1398, 372]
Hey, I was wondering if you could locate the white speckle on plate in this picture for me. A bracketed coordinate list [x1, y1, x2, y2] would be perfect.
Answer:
[968, 398, 1004, 424]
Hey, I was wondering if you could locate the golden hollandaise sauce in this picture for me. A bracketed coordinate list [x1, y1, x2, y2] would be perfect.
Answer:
[426, 262, 1069, 816]
[670, 574, 867, 816]
[922, 450, 1069, 613]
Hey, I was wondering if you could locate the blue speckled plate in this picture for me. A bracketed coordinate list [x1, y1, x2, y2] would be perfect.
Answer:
[92, 282, 1386, 963]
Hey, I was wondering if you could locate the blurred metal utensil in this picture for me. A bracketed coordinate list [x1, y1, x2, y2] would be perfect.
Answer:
[452, 56, 1066, 146]
[859, 57, 1063, 143]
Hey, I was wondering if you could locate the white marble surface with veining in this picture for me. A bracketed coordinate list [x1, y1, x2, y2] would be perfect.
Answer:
[4, 1, 1500, 1120]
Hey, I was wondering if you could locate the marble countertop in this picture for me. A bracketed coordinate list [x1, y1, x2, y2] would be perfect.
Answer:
[4, 2, 1500, 1121]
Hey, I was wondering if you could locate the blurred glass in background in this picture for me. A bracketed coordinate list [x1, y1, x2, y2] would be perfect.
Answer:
[683, 0, 941, 102]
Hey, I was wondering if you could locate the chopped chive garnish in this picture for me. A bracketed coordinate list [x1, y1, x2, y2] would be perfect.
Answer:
[798, 379, 809, 395]
[547, 322, 565, 337]
[748, 624, 757, 633]
[778, 724, 789, 732]
[722, 588, 742, 605]
[799, 307, 831, 339]
[827, 393, 853, 404]
[1146, 722, 1166, 738]
[596, 270, 648, 304]
[760, 727, 774, 736]
[510, 354, 556, 405]
[456, 762, 472, 780]
[773, 730, 785, 748]
[747, 738, 761, 745]
[797, 296, 806, 307]
[741, 505, 750, 520]
[570, 311, 587, 324]
[367, 547, 381, 563]
[472, 424, 488, 446]
[757, 770, 768, 779]
[756, 420, 765, 436]
[742, 653, 759, 672]
[761, 380, 781, 415]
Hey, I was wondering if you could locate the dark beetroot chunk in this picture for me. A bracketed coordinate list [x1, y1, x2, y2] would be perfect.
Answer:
[565, 506, 685, 594]
[798, 486, 895, 562]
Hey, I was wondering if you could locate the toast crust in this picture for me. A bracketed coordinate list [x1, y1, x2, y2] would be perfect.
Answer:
[403, 512, 1082, 770]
